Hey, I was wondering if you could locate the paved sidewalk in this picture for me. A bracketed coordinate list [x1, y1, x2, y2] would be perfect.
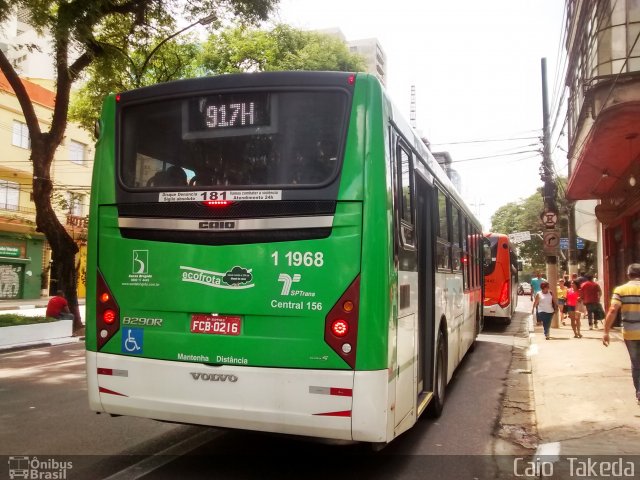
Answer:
[0, 297, 86, 310]
[531, 313, 640, 456]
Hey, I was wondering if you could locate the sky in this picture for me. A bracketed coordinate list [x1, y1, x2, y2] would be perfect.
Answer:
[272, 0, 567, 230]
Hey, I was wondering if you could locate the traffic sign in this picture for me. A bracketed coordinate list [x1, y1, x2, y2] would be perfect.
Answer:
[543, 230, 560, 253]
[541, 211, 558, 228]
[508, 231, 531, 244]
[560, 237, 569, 250]
[576, 237, 585, 249]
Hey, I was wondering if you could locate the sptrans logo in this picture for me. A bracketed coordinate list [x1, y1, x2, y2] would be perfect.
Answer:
[8, 456, 72, 479]
[278, 273, 301, 295]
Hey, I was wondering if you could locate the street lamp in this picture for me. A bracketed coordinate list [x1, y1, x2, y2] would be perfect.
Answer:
[136, 14, 216, 84]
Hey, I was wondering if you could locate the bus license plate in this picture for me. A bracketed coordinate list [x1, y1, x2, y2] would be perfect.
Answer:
[190, 314, 241, 336]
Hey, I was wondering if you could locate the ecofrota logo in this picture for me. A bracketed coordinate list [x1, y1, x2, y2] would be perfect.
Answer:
[278, 273, 301, 295]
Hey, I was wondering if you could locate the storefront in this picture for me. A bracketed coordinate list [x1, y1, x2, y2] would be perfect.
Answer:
[0, 233, 44, 300]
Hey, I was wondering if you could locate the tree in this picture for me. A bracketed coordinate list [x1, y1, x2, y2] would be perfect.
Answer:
[490, 177, 597, 276]
[491, 192, 547, 271]
[199, 24, 366, 73]
[0, 0, 277, 333]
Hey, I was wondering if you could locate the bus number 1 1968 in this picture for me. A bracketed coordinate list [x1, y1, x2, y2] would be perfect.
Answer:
[271, 251, 324, 267]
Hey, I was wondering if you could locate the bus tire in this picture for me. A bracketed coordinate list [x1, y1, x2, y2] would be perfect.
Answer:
[427, 331, 447, 418]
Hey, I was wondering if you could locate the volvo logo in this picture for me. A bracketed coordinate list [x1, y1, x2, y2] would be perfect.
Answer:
[198, 221, 236, 230]
[190, 372, 238, 382]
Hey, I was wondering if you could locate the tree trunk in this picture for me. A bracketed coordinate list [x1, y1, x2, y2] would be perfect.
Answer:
[32, 147, 82, 334]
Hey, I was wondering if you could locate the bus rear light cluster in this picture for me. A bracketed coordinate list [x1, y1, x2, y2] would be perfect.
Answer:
[498, 280, 510, 308]
[202, 200, 233, 208]
[325, 276, 360, 368]
[97, 271, 120, 350]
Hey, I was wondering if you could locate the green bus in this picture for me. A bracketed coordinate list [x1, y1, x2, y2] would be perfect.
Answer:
[86, 71, 484, 446]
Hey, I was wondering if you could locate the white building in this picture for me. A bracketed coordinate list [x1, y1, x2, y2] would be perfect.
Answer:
[0, 7, 55, 80]
[316, 28, 387, 86]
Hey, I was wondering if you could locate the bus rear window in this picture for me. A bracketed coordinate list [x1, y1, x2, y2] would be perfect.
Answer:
[483, 235, 498, 275]
[119, 90, 348, 189]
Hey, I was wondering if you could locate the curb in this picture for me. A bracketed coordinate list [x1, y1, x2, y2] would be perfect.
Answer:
[495, 312, 539, 451]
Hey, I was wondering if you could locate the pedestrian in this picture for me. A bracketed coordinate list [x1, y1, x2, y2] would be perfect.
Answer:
[557, 279, 568, 325]
[581, 274, 603, 329]
[46, 290, 74, 321]
[530, 271, 546, 302]
[566, 280, 582, 338]
[563, 273, 571, 288]
[571, 272, 587, 320]
[602, 263, 640, 406]
[532, 281, 557, 340]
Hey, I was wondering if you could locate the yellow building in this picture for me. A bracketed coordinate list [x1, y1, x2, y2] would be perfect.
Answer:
[0, 73, 92, 299]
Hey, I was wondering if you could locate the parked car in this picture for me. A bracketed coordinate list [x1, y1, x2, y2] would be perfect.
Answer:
[518, 282, 532, 296]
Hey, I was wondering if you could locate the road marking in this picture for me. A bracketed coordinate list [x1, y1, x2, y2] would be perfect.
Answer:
[103, 429, 223, 480]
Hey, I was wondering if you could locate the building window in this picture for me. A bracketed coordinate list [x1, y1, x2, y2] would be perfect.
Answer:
[69, 140, 87, 165]
[12, 121, 30, 149]
[66, 192, 84, 216]
[0, 180, 20, 211]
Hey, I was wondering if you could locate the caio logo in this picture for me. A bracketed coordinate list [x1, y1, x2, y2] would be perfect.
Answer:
[198, 221, 236, 230]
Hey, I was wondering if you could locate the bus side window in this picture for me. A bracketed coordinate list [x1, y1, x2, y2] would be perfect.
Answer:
[436, 188, 450, 270]
[462, 219, 469, 290]
[451, 206, 462, 271]
[397, 143, 415, 247]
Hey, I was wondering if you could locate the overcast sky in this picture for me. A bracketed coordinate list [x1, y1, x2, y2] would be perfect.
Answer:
[273, 0, 567, 230]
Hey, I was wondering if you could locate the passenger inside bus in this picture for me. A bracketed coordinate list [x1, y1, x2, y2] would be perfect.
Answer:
[146, 165, 188, 187]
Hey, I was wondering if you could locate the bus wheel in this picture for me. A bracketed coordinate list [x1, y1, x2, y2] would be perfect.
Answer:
[427, 331, 447, 418]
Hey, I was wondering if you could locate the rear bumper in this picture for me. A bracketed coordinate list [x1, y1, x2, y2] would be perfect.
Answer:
[483, 303, 511, 319]
[87, 352, 389, 442]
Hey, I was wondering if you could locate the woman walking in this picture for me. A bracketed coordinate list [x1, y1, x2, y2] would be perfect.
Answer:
[557, 279, 568, 325]
[532, 282, 557, 340]
[566, 280, 582, 338]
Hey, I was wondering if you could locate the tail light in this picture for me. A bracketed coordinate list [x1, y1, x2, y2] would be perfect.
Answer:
[325, 276, 360, 368]
[498, 280, 510, 308]
[96, 270, 120, 349]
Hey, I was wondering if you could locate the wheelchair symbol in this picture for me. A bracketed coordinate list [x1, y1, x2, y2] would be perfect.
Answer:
[122, 328, 143, 354]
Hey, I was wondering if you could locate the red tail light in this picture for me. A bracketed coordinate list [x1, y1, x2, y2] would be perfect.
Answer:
[96, 270, 120, 349]
[498, 280, 510, 308]
[325, 276, 360, 368]
[331, 319, 349, 337]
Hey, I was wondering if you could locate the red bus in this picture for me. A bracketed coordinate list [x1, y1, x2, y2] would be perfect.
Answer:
[483, 233, 519, 323]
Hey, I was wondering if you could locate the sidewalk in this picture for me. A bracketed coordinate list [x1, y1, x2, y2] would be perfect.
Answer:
[0, 297, 50, 310]
[530, 311, 640, 456]
[0, 297, 86, 311]
[0, 297, 86, 352]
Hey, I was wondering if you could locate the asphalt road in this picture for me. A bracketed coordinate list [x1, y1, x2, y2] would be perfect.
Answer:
[0, 303, 530, 479]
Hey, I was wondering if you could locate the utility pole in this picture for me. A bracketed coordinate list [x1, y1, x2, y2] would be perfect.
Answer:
[540, 58, 560, 328]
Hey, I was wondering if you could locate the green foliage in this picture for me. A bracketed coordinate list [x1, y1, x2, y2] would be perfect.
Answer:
[490, 177, 597, 275]
[0, 315, 51, 328]
[70, 36, 202, 134]
[199, 24, 367, 74]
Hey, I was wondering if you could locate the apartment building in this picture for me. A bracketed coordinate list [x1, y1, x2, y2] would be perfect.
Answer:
[316, 28, 387, 86]
[565, 0, 640, 296]
[0, 73, 92, 299]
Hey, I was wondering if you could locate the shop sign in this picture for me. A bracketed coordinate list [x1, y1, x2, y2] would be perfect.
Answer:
[0, 245, 21, 258]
